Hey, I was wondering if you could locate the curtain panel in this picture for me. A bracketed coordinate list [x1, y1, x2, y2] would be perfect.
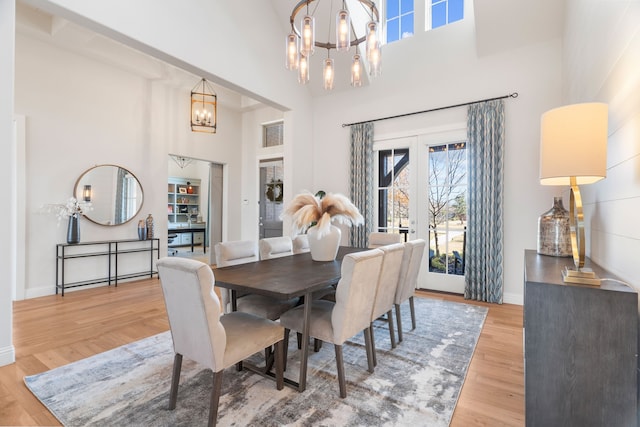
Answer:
[349, 122, 374, 248]
[465, 100, 505, 303]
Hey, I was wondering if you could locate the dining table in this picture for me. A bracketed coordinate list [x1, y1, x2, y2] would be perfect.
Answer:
[212, 246, 364, 392]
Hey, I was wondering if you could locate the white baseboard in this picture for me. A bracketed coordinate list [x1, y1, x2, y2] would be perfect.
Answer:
[503, 291, 523, 306]
[0, 344, 16, 367]
[25, 285, 55, 299]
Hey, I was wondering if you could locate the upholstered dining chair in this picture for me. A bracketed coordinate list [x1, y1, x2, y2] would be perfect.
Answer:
[369, 243, 405, 365]
[368, 232, 403, 248]
[279, 249, 384, 398]
[259, 236, 294, 260]
[394, 239, 426, 343]
[214, 240, 299, 320]
[156, 257, 285, 427]
[292, 234, 310, 254]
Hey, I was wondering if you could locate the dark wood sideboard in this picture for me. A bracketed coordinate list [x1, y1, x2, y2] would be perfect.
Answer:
[524, 249, 638, 427]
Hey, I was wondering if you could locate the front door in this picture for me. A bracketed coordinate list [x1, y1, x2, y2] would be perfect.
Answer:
[259, 159, 284, 238]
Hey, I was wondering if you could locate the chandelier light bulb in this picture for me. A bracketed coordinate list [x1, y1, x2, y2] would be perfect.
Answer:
[300, 15, 315, 56]
[369, 45, 381, 77]
[366, 21, 378, 59]
[351, 53, 362, 87]
[298, 54, 310, 84]
[323, 57, 334, 90]
[285, 33, 299, 70]
[336, 9, 351, 52]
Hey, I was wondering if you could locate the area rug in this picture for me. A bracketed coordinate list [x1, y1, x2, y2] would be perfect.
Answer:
[25, 298, 488, 426]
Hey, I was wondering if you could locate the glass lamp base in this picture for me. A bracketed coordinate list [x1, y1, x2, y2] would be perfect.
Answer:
[562, 266, 601, 286]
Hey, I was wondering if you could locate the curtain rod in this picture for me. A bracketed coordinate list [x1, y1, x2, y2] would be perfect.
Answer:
[341, 92, 519, 127]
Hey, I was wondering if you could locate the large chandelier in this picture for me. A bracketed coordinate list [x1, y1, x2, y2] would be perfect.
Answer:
[286, 0, 381, 89]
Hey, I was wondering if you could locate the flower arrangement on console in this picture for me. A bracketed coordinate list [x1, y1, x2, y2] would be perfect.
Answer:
[281, 190, 364, 238]
[44, 197, 92, 225]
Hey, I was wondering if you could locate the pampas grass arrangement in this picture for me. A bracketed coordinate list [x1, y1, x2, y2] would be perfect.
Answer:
[282, 191, 364, 238]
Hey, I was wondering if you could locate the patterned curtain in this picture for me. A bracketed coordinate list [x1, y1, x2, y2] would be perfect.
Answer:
[465, 100, 505, 303]
[349, 122, 375, 248]
[114, 168, 126, 224]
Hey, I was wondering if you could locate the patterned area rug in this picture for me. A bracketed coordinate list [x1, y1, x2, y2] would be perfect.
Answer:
[25, 298, 487, 426]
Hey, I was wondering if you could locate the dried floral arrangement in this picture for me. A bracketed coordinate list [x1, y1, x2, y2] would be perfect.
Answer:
[281, 191, 364, 238]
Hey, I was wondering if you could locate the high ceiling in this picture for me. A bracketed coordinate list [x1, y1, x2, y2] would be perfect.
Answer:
[15, 0, 565, 101]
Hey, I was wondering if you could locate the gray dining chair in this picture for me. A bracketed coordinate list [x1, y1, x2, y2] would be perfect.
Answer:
[259, 236, 294, 260]
[156, 257, 285, 427]
[369, 242, 405, 365]
[368, 232, 403, 248]
[394, 239, 426, 342]
[279, 248, 384, 398]
[214, 240, 299, 320]
[292, 234, 310, 254]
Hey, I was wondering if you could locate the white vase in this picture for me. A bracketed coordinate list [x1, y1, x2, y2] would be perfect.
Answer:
[307, 225, 341, 261]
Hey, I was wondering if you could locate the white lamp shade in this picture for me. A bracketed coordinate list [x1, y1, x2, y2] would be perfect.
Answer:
[539, 102, 608, 186]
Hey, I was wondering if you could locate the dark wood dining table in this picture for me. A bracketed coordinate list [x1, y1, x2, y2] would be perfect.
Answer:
[212, 246, 364, 392]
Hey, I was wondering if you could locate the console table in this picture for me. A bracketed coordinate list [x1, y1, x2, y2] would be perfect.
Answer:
[56, 238, 160, 296]
[524, 249, 638, 427]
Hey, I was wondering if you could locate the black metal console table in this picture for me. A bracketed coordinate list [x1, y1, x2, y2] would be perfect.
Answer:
[56, 238, 160, 296]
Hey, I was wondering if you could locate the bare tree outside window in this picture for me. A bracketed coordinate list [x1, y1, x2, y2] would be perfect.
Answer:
[428, 142, 467, 274]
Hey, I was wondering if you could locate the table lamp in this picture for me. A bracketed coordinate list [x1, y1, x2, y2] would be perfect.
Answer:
[539, 102, 608, 285]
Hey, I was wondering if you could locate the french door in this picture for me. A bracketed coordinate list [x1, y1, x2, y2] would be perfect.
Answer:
[375, 128, 467, 294]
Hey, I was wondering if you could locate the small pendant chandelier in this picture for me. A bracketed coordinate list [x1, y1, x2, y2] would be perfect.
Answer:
[285, 0, 381, 90]
[190, 78, 217, 133]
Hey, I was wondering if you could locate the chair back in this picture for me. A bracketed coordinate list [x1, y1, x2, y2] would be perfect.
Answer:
[371, 243, 405, 319]
[157, 257, 226, 372]
[213, 240, 259, 312]
[368, 232, 403, 248]
[331, 249, 383, 344]
[214, 240, 259, 267]
[292, 234, 310, 254]
[395, 239, 426, 305]
[259, 236, 293, 260]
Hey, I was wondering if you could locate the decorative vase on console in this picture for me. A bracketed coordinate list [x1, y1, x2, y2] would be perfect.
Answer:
[537, 196, 571, 257]
[67, 214, 80, 244]
[137, 220, 147, 240]
[281, 190, 363, 261]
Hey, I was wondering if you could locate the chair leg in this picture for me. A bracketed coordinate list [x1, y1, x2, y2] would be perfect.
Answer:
[264, 346, 274, 372]
[314, 338, 323, 352]
[334, 344, 347, 398]
[395, 303, 404, 343]
[169, 353, 182, 410]
[274, 339, 284, 391]
[409, 296, 416, 330]
[296, 332, 302, 350]
[208, 370, 224, 427]
[387, 309, 397, 349]
[283, 329, 290, 372]
[364, 326, 376, 371]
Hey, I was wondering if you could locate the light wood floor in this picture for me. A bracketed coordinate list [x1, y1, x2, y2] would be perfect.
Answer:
[0, 279, 524, 426]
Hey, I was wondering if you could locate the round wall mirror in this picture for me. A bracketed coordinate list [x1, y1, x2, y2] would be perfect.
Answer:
[74, 164, 144, 226]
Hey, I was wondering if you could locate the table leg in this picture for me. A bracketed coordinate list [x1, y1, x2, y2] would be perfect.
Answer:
[298, 290, 312, 392]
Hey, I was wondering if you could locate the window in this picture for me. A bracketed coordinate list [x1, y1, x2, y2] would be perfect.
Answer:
[427, 0, 464, 31]
[427, 142, 467, 275]
[386, 0, 414, 43]
[377, 148, 410, 239]
[263, 121, 283, 147]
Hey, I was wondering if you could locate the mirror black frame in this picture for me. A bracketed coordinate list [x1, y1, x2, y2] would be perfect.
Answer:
[74, 164, 144, 226]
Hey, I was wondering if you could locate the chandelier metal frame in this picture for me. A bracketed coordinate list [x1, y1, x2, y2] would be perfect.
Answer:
[288, 0, 380, 50]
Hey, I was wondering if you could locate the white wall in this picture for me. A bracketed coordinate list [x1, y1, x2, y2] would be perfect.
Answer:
[312, 17, 562, 304]
[15, 32, 243, 298]
[563, 0, 640, 289]
[0, 0, 16, 367]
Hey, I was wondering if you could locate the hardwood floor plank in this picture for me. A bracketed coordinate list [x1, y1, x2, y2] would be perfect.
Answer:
[1, 281, 524, 426]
